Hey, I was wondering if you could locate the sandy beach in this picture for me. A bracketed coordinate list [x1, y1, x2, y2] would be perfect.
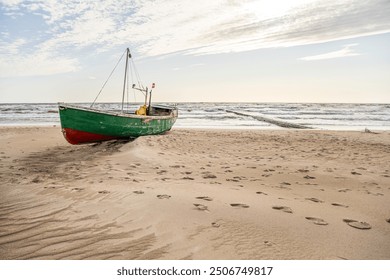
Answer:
[0, 126, 389, 260]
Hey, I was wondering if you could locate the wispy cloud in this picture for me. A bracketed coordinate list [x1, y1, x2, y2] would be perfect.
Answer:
[0, 45, 80, 76]
[0, 0, 389, 77]
[299, 44, 361, 61]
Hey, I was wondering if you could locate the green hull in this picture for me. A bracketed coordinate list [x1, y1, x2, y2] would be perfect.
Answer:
[58, 103, 178, 144]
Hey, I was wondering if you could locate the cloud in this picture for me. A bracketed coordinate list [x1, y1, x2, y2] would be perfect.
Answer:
[122, 0, 390, 56]
[0, 0, 22, 6]
[0, 38, 25, 55]
[0, 35, 80, 77]
[0, 45, 80, 77]
[0, 0, 389, 76]
[299, 44, 361, 61]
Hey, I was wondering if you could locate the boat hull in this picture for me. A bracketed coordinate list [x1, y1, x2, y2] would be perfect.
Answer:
[58, 104, 178, 144]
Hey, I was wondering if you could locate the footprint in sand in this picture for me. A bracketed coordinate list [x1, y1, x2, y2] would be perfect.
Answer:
[71, 187, 84, 191]
[305, 197, 324, 203]
[297, 169, 309, 173]
[338, 188, 351, 193]
[305, 217, 328, 225]
[211, 222, 220, 228]
[32, 176, 43, 183]
[196, 196, 213, 201]
[331, 203, 349, 208]
[264, 169, 275, 172]
[343, 219, 371, 230]
[157, 194, 171, 199]
[202, 173, 217, 179]
[98, 190, 110, 194]
[365, 191, 384, 196]
[230, 203, 249, 208]
[193, 203, 208, 211]
[256, 191, 268, 195]
[303, 175, 316, 179]
[182, 177, 195, 180]
[133, 190, 144, 194]
[272, 206, 293, 213]
[170, 165, 183, 168]
[226, 178, 240, 182]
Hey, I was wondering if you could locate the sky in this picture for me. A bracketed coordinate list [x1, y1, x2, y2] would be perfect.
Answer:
[0, 0, 389, 103]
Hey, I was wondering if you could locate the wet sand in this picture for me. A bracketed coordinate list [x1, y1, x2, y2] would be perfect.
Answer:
[0, 126, 389, 259]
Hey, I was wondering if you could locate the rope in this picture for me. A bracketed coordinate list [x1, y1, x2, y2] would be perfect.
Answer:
[130, 59, 137, 103]
[126, 63, 130, 112]
[90, 49, 127, 108]
[130, 58, 145, 93]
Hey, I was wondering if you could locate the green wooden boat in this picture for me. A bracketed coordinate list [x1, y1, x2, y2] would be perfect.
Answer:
[58, 48, 178, 145]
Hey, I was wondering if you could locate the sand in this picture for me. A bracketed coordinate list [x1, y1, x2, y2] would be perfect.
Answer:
[0, 126, 389, 260]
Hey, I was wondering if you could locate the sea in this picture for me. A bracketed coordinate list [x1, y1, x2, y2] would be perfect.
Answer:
[0, 102, 389, 131]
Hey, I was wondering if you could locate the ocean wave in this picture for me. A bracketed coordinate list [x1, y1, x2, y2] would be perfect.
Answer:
[1, 103, 389, 130]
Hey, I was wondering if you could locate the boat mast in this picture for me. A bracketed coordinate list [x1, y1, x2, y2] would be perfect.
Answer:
[121, 48, 130, 113]
[144, 87, 148, 108]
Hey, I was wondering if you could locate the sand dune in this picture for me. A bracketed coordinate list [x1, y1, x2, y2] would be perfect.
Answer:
[1, 127, 389, 259]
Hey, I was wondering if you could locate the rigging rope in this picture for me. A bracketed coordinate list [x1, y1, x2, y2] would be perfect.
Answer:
[130, 58, 145, 92]
[126, 61, 130, 112]
[90, 48, 146, 110]
[129, 58, 137, 103]
[90, 49, 127, 108]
